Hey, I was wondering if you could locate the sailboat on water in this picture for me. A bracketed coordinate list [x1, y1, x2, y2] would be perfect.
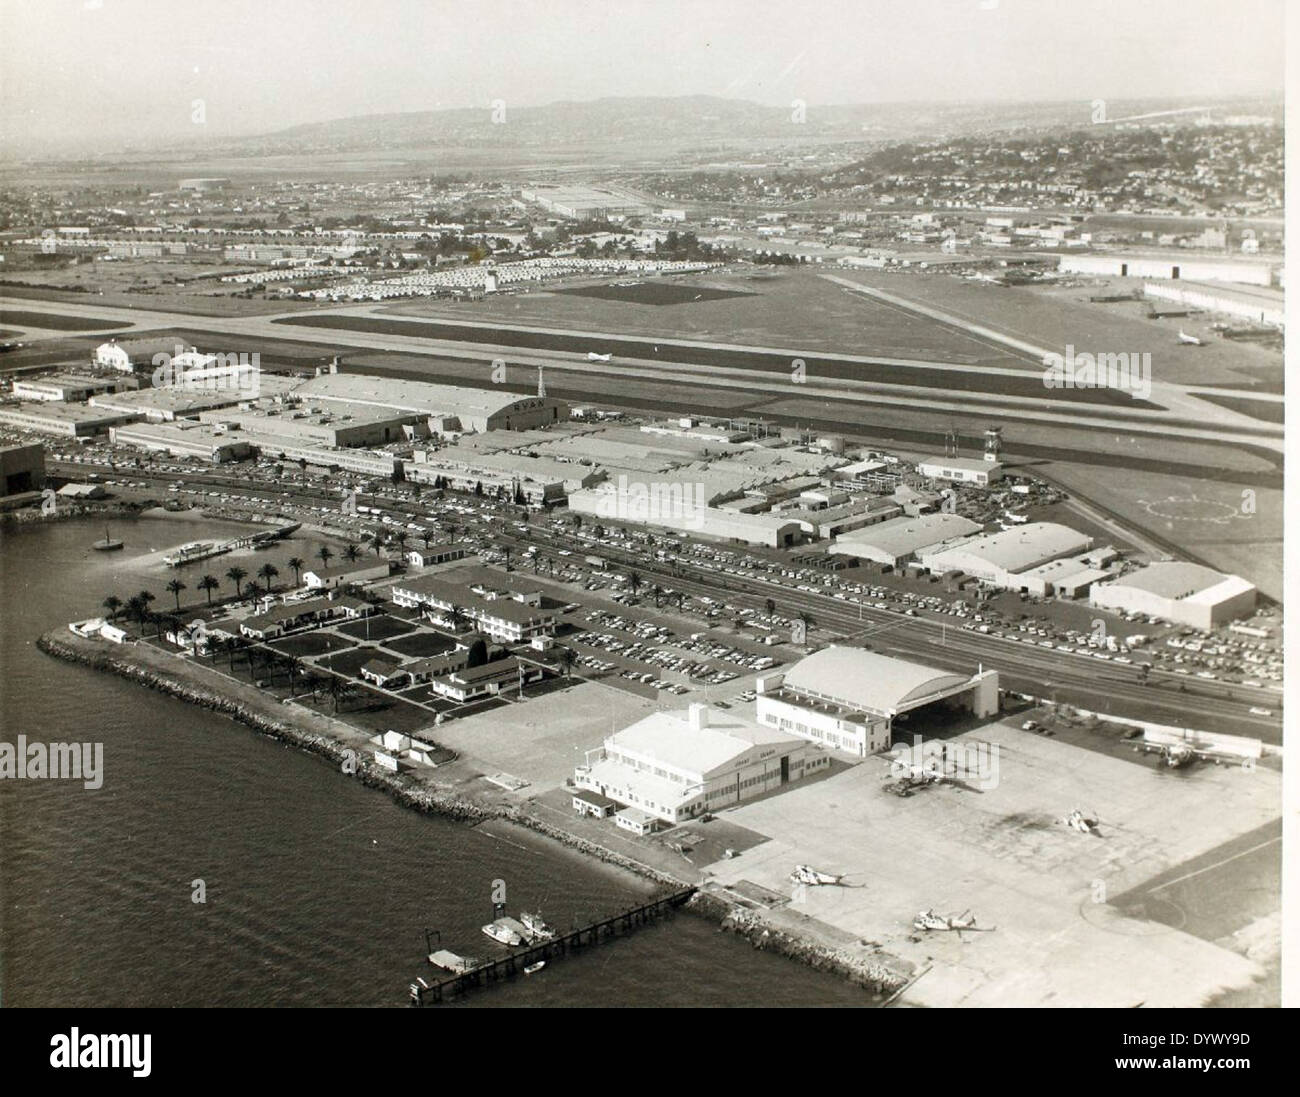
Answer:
[92, 524, 124, 552]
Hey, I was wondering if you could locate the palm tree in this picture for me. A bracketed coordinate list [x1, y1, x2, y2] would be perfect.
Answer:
[448, 605, 467, 633]
[557, 646, 577, 679]
[102, 594, 123, 622]
[501, 546, 512, 571]
[443, 522, 457, 544]
[198, 575, 220, 605]
[627, 570, 642, 600]
[394, 531, 409, 554]
[316, 545, 334, 569]
[166, 579, 187, 612]
[286, 557, 305, 586]
[225, 566, 248, 598]
[343, 542, 362, 563]
[136, 590, 157, 625]
[124, 594, 144, 630]
[421, 531, 434, 552]
[651, 584, 663, 608]
[764, 597, 776, 618]
[257, 563, 279, 594]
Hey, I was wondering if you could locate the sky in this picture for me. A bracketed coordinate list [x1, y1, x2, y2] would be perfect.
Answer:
[0, 0, 1286, 151]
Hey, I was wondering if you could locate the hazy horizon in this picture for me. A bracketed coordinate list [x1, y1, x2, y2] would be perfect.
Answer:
[0, 0, 1286, 154]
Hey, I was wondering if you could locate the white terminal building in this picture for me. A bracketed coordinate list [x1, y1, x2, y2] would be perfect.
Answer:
[755, 646, 999, 757]
[573, 703, 830, 825]
[829, 512, 982, 569]
[1090, 562, 1257, 631]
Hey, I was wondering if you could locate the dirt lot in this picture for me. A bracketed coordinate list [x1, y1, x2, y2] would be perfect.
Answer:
[703, 716, 1281, 1007]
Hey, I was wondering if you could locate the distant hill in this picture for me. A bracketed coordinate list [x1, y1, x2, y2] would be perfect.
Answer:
[216, 95, 1235, 158]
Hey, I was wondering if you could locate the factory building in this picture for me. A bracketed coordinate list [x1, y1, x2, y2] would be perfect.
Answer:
[520, 184, 651, 220]
[108, 421, 253, 463]
[1141, 280, 1284, 327]
[11, 374, 134, 402]
[1056, 253, 1274, 287]
[756, 647, 999, 757]
[573, 703, 829, 824]
[828, 512, 982, 568]
[89, 387, 251, 422]
[567, 483, 804, 548]
[917, 522, 1093, 592]
[290, 374, 567, 433]
[1090, 562, 1257, 631]
[916, 456, 1003, 486]
[198, 402, 429, 448]
[0, 402, 132, 438]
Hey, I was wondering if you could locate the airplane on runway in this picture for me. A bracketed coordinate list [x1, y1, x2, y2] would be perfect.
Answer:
[912, 909, 992, 935]
[1177, 329, 1204, 346]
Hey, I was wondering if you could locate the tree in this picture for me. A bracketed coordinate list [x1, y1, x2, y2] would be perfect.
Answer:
[257, 563, 279, 593]
[166, 579, 187, 612]
[342, 542, 362, 563]
[287, 557, 305, 586]
[557, 646, 577, 679]
[316, 545, 334, 569]
[124, 595, 145, 630]
[628, 570, 642, 600]
[466, 637, 488, 667]
[651, 584, 663, 608]
[764, 598, 776, 617]
[501, 546, 512, 571]
[198, 575, 220, 605]
[421, 531, 434, 551]
[225, 566, 248, 598]
[448, 605, 467, 633]
[443, 523, 457, 544]
[103, 594, 123, 621]
[136, 590, 157, 624]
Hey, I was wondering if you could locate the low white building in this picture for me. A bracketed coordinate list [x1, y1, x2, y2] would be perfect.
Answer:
[1090, 562, 1257, 631]
[918, 522, 1093, 592]
[916, 456, 1003, 486]
[828, 512, 982, 568]
[574, 703, 828, 824]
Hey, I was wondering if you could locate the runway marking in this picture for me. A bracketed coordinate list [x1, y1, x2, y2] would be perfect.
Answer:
[1147, 835, 1281, 894]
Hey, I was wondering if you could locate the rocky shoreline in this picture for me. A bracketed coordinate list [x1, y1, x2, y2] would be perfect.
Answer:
[38, 628, 890, 1000]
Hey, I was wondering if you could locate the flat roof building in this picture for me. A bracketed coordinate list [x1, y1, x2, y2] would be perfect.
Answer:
[1090, 562, 1257, 631]
[916, 456, 1003, 486]
[828, 512, 982, 568]
[291, 374, 567, 433]
[567, 484, 803, 548]
[574, 703, 829, 824]
[0, 402, 132, 437]
[918, 522, 1093, 591]
[109, 421, 253, 463]
[11, 374, 134, 403]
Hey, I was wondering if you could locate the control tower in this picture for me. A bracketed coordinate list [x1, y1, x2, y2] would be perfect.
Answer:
[984, 426, 1003, 463]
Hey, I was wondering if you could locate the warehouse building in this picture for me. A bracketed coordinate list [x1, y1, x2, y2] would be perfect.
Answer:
[918, 522, 1093, 592]
[567, 483, 803, 548]
[1056, 253, 1274, 287]
[828, 512, 982, 568]
[290, 374, 568, 433]
[573, 703, 828, 824]
[1141, 280, 1284, 327]
[11, 374, 134, 402]
[916, 456, 1003, 486]
[0, 402, 132, 437]
[198, 402, 429, 447]
[756, 646, 999, 757]
[109, 421, 253, 462]
[1090, 562, 1257, 631]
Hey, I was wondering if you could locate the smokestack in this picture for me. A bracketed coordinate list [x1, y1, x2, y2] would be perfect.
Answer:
[688, 703, 709, 731]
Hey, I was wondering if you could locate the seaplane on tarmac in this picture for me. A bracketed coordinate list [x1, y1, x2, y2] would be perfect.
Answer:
[912, 909, 990, 935]
[790, 864, 845, 887]
[587, 351, 612, 362]
[1060, 808, 1102, 836]
[1177, 329, 1204, 346]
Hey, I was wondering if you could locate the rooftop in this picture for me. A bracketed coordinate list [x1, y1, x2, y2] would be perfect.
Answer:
[781, 645, 973, 716]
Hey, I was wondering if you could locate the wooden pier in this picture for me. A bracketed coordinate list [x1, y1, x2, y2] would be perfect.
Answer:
[410, 887, 696, 1005]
